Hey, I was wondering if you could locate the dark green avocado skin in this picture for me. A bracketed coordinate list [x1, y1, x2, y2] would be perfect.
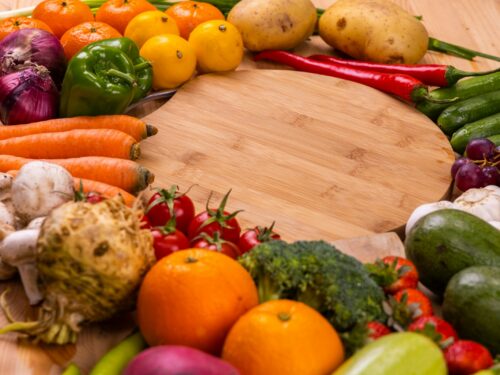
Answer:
[443, 266, 500, 355]
[404, 209, 500, 295]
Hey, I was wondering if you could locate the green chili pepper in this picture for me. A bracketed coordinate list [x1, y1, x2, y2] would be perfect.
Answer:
[59, 45, 137, 117]
[86, 38, 153, 102]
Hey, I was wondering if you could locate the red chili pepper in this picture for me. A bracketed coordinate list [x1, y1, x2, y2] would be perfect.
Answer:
[308, 54, 500, 87]
[254, 50, 453, 103]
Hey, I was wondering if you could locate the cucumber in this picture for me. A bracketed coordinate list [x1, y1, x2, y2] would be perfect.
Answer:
[443, 266, 500, 356]
[450, 112, 500, 153]
[332, 332, 446, 375]
[416, 71, 500, 120]
[437, 90, 500, 135]
[405, 209, 500, 295]
[488, 134, 500, 146]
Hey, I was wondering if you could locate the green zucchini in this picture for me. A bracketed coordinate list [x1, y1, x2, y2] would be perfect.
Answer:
[450, 112, 500, 153]
[437, 90, 500, 135]
[405, 209, 500, 295]
[443, 266, 500, 356]
[416, 71, 500, 120]
[332, 332, 446, 375]
[488, 134, 500, 146]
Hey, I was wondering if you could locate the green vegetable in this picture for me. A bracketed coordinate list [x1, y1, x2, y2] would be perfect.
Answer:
[59, 44, 138, 117]
[239, 240, 386, 335]
[332, 332, 447, 375]
[437, 90, 500, 135]
[443, 266, 500, 356]
[85, 38, 152, 103]
[61, 364, 81, 375]
[450, 113, 500, 153]
[90, 332, 147, 375]
[405, 209, 500, 295]
[416, 72, 500, 120]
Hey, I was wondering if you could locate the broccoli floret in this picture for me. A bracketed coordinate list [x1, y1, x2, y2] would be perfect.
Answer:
[239, 240, 386, 333]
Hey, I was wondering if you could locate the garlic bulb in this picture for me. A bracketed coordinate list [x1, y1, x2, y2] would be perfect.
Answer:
[453, 185, 500, 223]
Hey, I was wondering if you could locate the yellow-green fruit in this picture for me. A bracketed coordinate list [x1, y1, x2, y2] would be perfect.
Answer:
[227, 0, 317, 52]
[33, 198, 153, 344]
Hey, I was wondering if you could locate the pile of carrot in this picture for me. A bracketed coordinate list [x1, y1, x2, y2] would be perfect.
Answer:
[0, 115, 158, 206]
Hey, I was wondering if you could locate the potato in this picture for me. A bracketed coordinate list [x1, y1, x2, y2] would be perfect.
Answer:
[319, 0, 429, 64]
[227, 0, 317, 52]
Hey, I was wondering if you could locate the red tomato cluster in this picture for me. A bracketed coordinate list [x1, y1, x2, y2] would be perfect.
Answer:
[142, 186, 280, 261]
[364, 256, 494, 375]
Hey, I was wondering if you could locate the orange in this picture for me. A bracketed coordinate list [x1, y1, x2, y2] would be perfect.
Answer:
[33, 0, 94, 38]
[0, 16, 53, 41]
[166, 1, 224, 39]
[137, 249, 259, 355]
[222, 300, 345, 375]
[95, 0, 156, 34]
[60, 21, 121, 60]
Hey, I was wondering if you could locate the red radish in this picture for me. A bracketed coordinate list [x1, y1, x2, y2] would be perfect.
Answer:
[444, 340, 493, 375]
[123, 345, 240, 375]
[408, 316, 458, 348]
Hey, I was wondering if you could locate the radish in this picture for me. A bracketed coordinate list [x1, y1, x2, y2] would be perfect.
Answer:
[123, 346, 240, 375]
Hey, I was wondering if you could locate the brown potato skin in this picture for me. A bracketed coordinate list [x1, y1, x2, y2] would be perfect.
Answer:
[319, 0, 429, 64]
[228, 0, 317, 52]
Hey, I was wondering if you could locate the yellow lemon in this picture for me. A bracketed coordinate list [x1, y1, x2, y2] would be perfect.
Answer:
[140, 34, 197, 89]
[125, 10, 179, 49]
[189, 20, 244, 73]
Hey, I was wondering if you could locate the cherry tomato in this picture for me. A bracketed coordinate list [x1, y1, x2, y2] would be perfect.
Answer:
[140, 215, 152, 229]
[239, 223, 281, 254]
[151, 228, 190, 261]
[191, 234, 240, 259]
[146, 185, 195, 233]
[187, 190, 241, 243]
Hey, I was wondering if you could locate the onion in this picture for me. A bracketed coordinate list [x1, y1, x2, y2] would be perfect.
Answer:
[0, 28, 66, 86]
[0, 66, 59, 125]
[123, 346, 240, 375]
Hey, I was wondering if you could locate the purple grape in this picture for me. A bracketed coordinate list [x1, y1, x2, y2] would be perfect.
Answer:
[482, 165, 500, 186]
[451, 157, 471, 178]
[466, 138, 496, 160]
[455, 163, 485, 191]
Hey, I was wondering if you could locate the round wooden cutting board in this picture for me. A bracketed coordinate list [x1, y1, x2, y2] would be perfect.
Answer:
[141, 70, 455, 241]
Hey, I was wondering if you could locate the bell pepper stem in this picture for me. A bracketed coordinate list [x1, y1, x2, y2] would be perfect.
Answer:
[105, 69, 136, 85]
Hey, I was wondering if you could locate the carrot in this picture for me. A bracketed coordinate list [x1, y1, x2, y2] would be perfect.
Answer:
[0, 129, 140, 160]
[0, 155, 154, 194]
[0, 115, 158, 141]
[7, 170, 136, 207]
[73, 178, 136, 207]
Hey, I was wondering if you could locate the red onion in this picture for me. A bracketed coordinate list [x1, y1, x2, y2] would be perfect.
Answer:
[0, 65, 59, 125]
[123, 346, 240, 375]
[0, 28, 66, 86]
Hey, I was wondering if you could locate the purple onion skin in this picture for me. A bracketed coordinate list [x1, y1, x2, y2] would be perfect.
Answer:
[0, 28, 66, 87]
[123, 346, 240, 375]
[0, 66, 59, 125]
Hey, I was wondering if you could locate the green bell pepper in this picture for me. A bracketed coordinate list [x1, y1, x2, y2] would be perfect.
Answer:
[87, 37, 153, 102]
[60, 45, 138, 117]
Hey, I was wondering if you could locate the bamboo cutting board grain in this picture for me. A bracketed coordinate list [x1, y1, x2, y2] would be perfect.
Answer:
[141, 69, 455, 240]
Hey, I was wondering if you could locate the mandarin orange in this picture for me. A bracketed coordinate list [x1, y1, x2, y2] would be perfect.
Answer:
[33, 0, 94, 38]
[137, 249, 259, 355]
[222, 299, 345, 375]
[95, 0, 156, 34]
[165, 1, 224, 39]
[60, 21, 121, 60]
[0, 16, 53, 41]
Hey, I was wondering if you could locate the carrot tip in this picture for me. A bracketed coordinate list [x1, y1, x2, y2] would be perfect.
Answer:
[130, 144, 141, 160]
[146, 124, 158, 137]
